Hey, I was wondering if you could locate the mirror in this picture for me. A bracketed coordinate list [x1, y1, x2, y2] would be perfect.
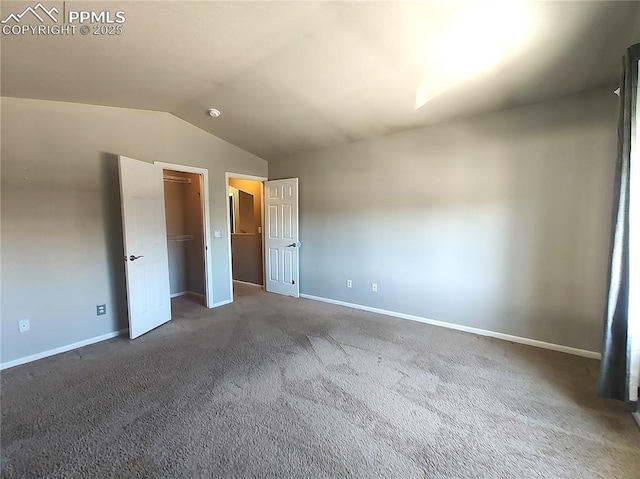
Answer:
[229, 186, 255, 234]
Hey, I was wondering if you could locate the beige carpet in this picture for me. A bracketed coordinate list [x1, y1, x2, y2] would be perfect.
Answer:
[2, 283, 639, 478]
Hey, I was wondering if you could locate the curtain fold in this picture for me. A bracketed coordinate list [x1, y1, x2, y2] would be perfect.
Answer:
[597, 43, 640, 412]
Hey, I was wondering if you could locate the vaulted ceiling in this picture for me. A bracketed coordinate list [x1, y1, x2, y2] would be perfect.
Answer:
[2, 1, 640, 160]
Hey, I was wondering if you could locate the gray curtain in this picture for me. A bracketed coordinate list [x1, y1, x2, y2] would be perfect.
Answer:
[597, 43, 639, 412]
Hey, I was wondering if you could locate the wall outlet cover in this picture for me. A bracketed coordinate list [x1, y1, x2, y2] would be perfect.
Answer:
[371, 282, 378, 292]
[18, 319, 30, 333]
[96, 304, 106, 316]
[346, 280, 352, 288]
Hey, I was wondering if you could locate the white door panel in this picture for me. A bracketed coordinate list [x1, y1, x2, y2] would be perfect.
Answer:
[119, 156, 171, 339]
[264, 178, 299, 297]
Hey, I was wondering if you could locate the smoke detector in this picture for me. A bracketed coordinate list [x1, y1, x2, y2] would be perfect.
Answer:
[207, 108, 221, 118]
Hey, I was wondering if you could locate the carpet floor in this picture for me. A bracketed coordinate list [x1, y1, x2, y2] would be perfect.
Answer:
[2, 283, 639, 478]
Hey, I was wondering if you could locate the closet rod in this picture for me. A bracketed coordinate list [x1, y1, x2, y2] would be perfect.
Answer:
[163, 175, 191, 184]
[167, 234, 193, 242]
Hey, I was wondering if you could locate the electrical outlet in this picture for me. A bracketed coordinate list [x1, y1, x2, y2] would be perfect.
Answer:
[96, 304, 106, 316]
[18, 319, 30, 333]
[346, 279, 352, 288]
[371, 282, 378, 292]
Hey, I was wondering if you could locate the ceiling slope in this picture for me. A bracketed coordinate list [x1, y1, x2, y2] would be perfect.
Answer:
[2, 1, 640, 160]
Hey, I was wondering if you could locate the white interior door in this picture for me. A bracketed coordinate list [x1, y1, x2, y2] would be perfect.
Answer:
[264, 178, 300, 297]
[119, 155, 171, 339]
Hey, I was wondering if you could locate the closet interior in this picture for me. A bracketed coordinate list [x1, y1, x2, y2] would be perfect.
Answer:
[163, 169, 206, 305]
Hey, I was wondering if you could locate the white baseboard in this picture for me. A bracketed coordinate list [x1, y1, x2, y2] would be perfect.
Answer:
[171, 291, 205, 299]
[633, 412, 640, 429]
[300, 294, 601, 360]
[233, 280, 263, 288]
[210, 298, 232, 308]
[1, 329, 128, 370]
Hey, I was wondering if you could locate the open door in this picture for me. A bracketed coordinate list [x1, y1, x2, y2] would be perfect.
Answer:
[118, 156, 171, 338]
[264, 178, 300, 297]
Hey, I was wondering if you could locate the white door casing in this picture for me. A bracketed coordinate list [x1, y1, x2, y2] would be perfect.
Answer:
[225, 172, 268, 302]
[118, 156, 172, 339]
[264, 178, 300, 297]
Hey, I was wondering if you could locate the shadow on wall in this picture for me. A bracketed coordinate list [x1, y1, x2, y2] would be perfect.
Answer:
[271, 89, 617, 352]
[100, 153, 128, 331]
[500, 118, 613, 352]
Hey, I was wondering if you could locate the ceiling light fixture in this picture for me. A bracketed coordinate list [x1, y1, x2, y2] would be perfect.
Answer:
[207, 108, 221, 118]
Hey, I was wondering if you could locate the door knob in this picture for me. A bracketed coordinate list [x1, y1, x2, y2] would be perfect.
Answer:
[286, 242, 301, 248]
[129, 255, 144, 261]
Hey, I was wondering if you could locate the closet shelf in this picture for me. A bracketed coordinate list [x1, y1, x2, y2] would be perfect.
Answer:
[164, 175, 191, 184]
[167, 234, 193, 242]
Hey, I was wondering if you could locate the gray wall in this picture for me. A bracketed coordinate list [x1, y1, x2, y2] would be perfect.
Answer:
[269, 89, 618, 353]
[1, 97, 267, 364]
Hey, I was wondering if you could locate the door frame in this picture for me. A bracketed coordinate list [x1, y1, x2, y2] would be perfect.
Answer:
[155, 161, 213, 308]
[225, 172, 268, 302]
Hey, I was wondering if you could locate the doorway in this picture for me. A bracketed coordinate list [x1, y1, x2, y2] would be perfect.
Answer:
[163, 169, 206, 306]
[155, 161, 213, 308]
[226, 173, 267, 299]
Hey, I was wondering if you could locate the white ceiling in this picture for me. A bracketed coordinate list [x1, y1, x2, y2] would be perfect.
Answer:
[2, 1, 640, 160]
